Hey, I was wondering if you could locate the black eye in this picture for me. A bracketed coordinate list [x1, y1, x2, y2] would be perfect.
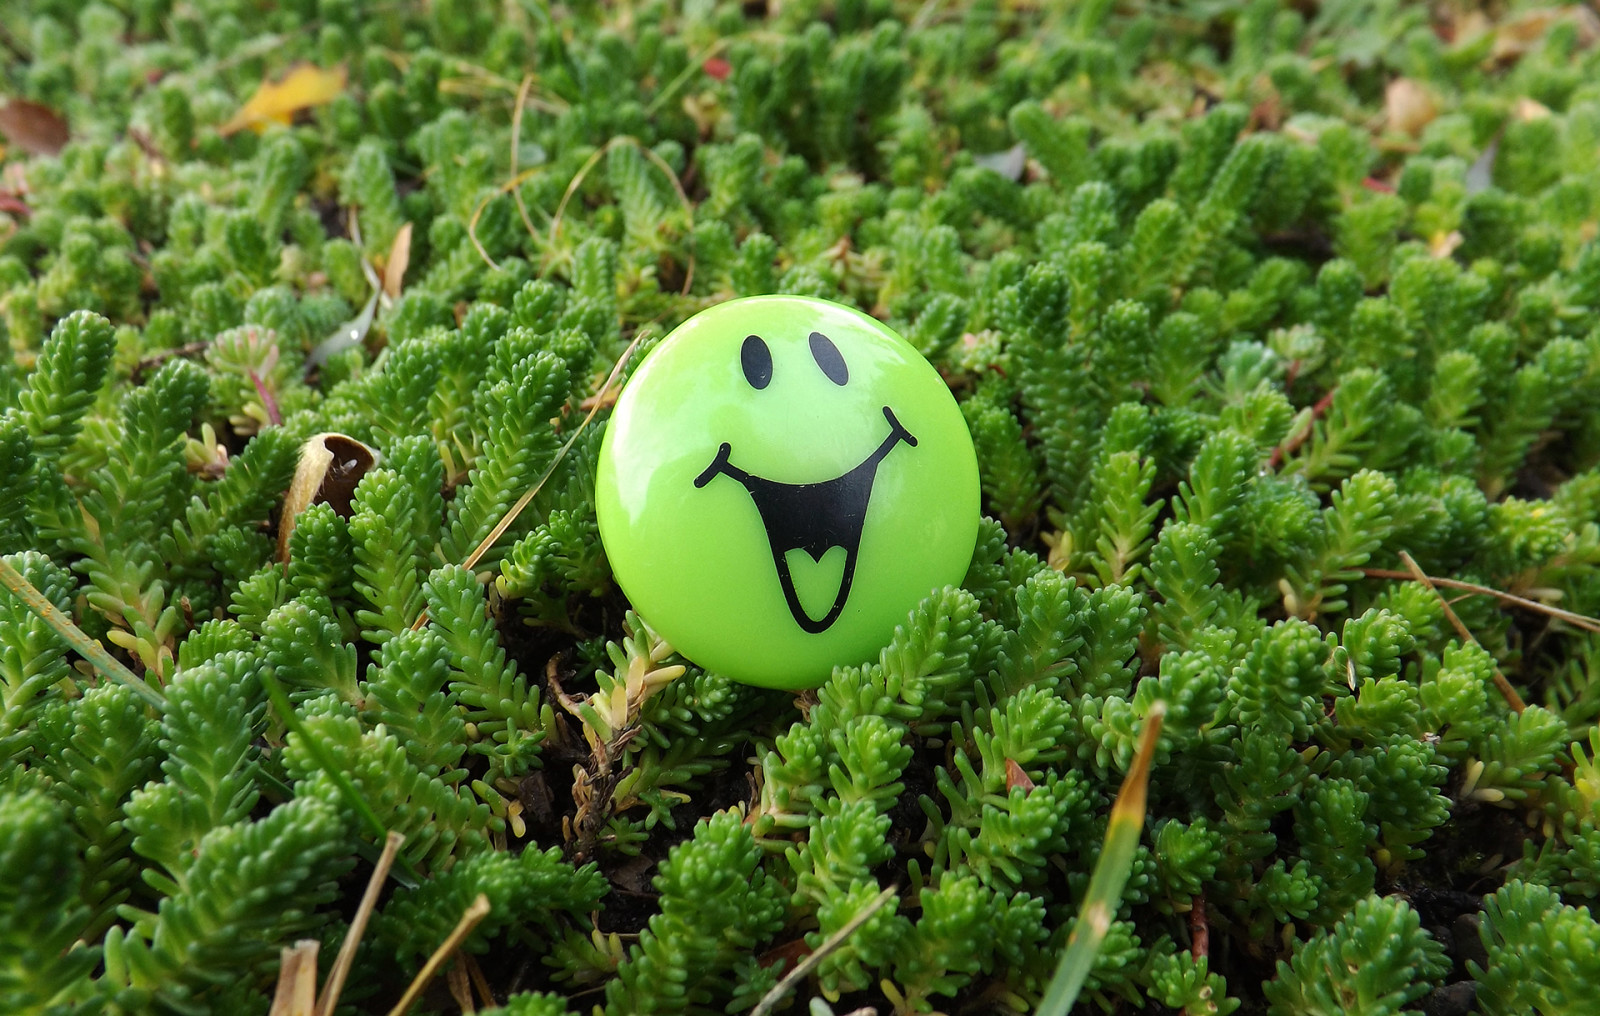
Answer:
[809, 331, 848, 386]
[741, 335, 772, 389]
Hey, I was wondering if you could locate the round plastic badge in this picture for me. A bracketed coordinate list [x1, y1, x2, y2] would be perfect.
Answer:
[595, 296, 981, 690]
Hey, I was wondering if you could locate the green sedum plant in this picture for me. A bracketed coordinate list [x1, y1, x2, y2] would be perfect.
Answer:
[5, 1, 1600, 1013]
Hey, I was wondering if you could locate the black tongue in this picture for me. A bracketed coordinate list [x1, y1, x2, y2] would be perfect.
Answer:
[737, 470, 867, 634]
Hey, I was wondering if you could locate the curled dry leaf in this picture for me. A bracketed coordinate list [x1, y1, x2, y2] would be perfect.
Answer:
[277, 433, 379, 561]
[219, 63, 348, 137]
[1385, 78, 1437, 136]
[0, 98, 70, 156]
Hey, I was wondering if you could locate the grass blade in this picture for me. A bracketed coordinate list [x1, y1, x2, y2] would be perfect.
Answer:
[0, 554, 164, 708]
[1036, 701, 1166, 1016]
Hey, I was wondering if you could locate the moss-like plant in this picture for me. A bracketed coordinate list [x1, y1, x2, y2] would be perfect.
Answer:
[6, 1, 1600, 1013]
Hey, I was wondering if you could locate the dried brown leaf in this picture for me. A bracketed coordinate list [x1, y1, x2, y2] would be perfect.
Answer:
[1385, 78, 1437, 136]
[382, 222, 412, 300]
[268, 940, 319, 1016]
[1492, 6, 1599, 63]
[277, 433, 378, 561]
[1005, 758, 1036, 792]
[0, 99, 70, 156]
[219, 63, 348, 137]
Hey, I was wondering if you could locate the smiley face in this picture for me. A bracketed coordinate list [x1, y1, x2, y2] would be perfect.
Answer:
[694, 330, 919, 634]
[595, 296, 980, 690]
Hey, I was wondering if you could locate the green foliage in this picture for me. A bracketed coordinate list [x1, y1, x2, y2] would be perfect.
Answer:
[425, 564, 545, 782]
[124, 651, 265, 887]
[0, 790, 99, 1014]
[282, 696, 492, 873]
[13, 310, 115, 462]
[375, 844, 607, 965]
[103, 796, 352, 1010]
[31, 683, 161, 939]
[0, 551, 75, 766]
[6, 0, 1600, 1012]
[1473, 880, 1600, 1016]
[1263, 894, 1447, 1016]
[603, 809, 785, 1015]
[349, 466, 430, 645]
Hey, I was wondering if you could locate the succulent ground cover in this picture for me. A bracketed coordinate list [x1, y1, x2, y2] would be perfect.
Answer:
[7, 0, 1600, 1013]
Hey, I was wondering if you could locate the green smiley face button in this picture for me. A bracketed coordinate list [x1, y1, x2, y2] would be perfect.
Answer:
[595, 295, 981, 690]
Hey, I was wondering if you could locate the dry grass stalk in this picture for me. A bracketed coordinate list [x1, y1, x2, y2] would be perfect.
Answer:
[1398, 551, 1527, 713]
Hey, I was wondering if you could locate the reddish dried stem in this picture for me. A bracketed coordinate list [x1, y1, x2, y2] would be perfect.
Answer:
[1190, 894, 1210, 960]
[1268, 386, 1339, 471]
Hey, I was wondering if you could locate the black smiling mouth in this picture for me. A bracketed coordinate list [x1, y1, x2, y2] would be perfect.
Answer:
[694, 405, 917, 633]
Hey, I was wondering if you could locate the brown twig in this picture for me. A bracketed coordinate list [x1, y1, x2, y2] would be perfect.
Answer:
[1189, 894, 1209, 960]
[461, 953, 497, 1010]
[384, 895, 492, 1016]
[1362, 568, 1600, 634]
[747, 885, 899, 1016]
[1398, 552, 1526, 713]
[317, 831, 404, 1016]
[445, 961, 474, 1013]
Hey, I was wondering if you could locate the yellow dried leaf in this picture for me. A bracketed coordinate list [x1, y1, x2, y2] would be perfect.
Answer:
[382, 222, 412, 300]
[1385, 78, 1437, 137]
[220, 63, 348, 137]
